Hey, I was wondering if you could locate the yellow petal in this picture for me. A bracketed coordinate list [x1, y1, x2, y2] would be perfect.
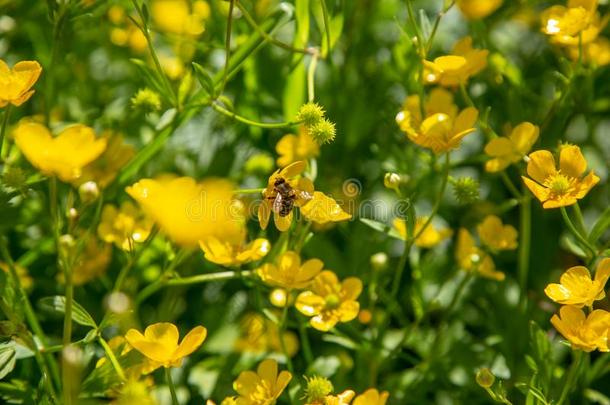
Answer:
[281, 160, 307, 178]
[559, 145, 587, 178]
[144, 322, 180, 349]
[301, 191, 351, 224]
[295, 291, 325, 316]
[527, 150, 557, 184]
[173, 326, 207, 359]
[522, 176, 550, 204]
[274, 210, 293, 232]
[511, 122, 539, 155]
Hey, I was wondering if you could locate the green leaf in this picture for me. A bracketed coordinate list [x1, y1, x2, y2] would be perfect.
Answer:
[130, 58, 168, 100]
[590, 206, 610, 243]
[283, 61, 306, 121]
[192, 62, 215, 96]
[38, 296, 97, 328]
[81, 350, 142, 395]
[0, 343, 16, 380]
[359, 218, 403, 240]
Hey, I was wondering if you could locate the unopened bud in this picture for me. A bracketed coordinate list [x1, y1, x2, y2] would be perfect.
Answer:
[79, 181, 99, 204]
[476, 368, 495, 388]
[384, 172, 402, 192]
[304, 375, 334, 403]
[296, 102, 325, 127]
[131, 88, 161, 112]
[452, 177, 480, 205]
[370, 252, 388, 272]
[309, 119, 336, 144]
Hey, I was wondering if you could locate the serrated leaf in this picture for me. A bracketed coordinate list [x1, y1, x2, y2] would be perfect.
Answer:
[38, 296, 97, 328]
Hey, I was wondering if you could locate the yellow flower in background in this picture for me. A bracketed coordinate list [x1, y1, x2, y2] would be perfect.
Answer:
[455, 229, 505, 281]
[321, 391, 356, 405]
[98, 202, 153, 251]
[233, 359, 292, 405]
[296, 270, 362, 331]
[200, 229, 270, 267]
[257, 250, 324, 289]
[111, 378, 158, 405]
[353, 389, 390, 405]
[207, 399, 238, 405]
[545, 259, 610, 308]
[259, 161, 314, 231]
[107, 6, 148, 53]
[551, 305, 610, 352]
[568, 37, 610, 66]
[78, 133, 136, 188]
[484, 122, 539, 172]
[0, 60, 42, 107]
[457, 0, 503, 20]
[127, 176, 244, 247]
[393, 217, 452, 248]
[396, 87, 478, 154]
[522, 145, 599, 209]
[541, 0, 605, 46]
[152, 0, 209, 36]
[424, 37, 488, 87]
[68, 237, 111, 286]
[125, 322, 207, 368]
[477, 215, 518, 251]
[276, 126, 320, 167]
[159, 54, 185, 81]
[14, 122, 107, 183]
[234, 313, 299, 357]
[0, 262, 33, 290]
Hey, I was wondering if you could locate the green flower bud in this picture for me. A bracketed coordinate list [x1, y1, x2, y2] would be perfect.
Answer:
[309, 119, 336, 144]
[370, 252, 388, 272]
[79, 181, 100, 204]
[476, 368, 495, 388]
[131, 88, 161, 112]
[297, 102, 325, 127]
[304, 376, 334, 403]
[452, 177, 480, 205]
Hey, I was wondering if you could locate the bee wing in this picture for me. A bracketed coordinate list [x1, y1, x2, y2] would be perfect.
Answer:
[272, 193, 284, 213]
[297, 190, 313, 202]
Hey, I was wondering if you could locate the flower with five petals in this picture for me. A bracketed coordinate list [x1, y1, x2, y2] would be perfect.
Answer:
[545, 259, 610, 308]
[522, 145, 599, 209]
[424, 37, 488, 87]
[551, 306, 610, 352]
[257, 250, 323, 289]
[477, 215, 518, 251]
[484, 122, 539, 172]
[125, 322, 207, 368]
[0, 60, 42, 107]
[233, 359, 291, 405]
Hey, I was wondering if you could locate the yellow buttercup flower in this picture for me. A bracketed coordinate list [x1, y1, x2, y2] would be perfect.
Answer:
[65, 237, 111, 286]
[545, 259, 610, 308]
[199, 228, 270, 267]
[234, 313, 299, 357]
[541, 0, 605, 46]
[393, 217, 452, 248]
[78, 133, 136, 188]
[257, 250, 324, 289]
[296, 270, 362, 331]
[320, 391, 356, 405]
[152, 0, 209, 36]
[96, 336, 159, 377]
[455, 229, 505, 281]
[522, 145, 599, 209]
[14, 122, 107, 183]
[97, 202, 153, 251]
[127, 176, 244, 247]
[396, 87, 478, 154]
[233, 359, 292, 405]
[0, 60, 42, 107]
[424, 37, 488, 87]
[477, 215, 518, 251]
[353, 389, 390, 405]
[457, 0, 503, 20]
[484, 122, 539, 172]
[551, 306, 610, 352]
[276, 126, 320, 168]
[111, 378, 158, 405]
[299, 191, 352, 225]
[125, 322, 207, 368]
[0, 262, 33, 290]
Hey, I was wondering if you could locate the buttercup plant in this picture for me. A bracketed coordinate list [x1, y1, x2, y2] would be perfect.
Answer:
[1, 0, 610, 404]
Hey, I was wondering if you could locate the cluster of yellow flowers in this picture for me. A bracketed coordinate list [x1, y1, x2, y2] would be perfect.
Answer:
[545, 259, 610, 352]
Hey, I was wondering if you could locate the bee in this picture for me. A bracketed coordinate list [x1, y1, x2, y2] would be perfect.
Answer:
[271, 177, 297, 217]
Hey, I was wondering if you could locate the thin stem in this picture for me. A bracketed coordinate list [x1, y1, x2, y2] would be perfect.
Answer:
[234, 188, 265, 194]
[62, 263, 74, 347]
[573, 202, 587, 236]
[98, 336, 127, 382]
[236, 1, 313, 55]
[166, 270, 252, 287]
[518, 195, 531, 303]
[425, 1, 455, 53]
[130, 0, 177, 105]
[299, 322, 314, 364]
[319, 0, 332, 57]
[112, 225, 159, 293]
[560, 207, 596, 259]
[307, 52, 319, 102]
[0, 105, 11, 161]
[500, 172, 522, 200]
[220, 0, 236, 95]
[211, 102, 302, 128]
[165, 368, 179, 405]
[557, 350, 584, 405]
[278, 293, 294, 379]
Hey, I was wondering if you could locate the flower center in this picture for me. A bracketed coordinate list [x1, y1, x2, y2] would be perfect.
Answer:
[544, 173, 572, 195]
[325, 294, 341, 309]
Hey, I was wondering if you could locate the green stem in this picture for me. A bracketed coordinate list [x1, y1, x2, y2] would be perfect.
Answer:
[130, 0, 177, 105]
[234, 188, 265, 194]
[165, 367, 179, 405]
[211, 103, 302, 128]
[299, 322, 314, 364]
[220, 0, 236, 95]
[166, 270, 252, 287]
[573, 202, 587, 236]
[500, 172, 522, 200]
[557, 350, 584, 405]
[278, 293, 294, 375]
[518, 195, 531, 303]
[0, 105, 11, 161]
[112, 226, 159, 293]
[307, 52, 319, 102]
[425, 1, 455, 53]
[98, 336, 126, 382]
[62, 263, 74, 347]
[236, 1, 313, 55]
[560, 207, 596, 259]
